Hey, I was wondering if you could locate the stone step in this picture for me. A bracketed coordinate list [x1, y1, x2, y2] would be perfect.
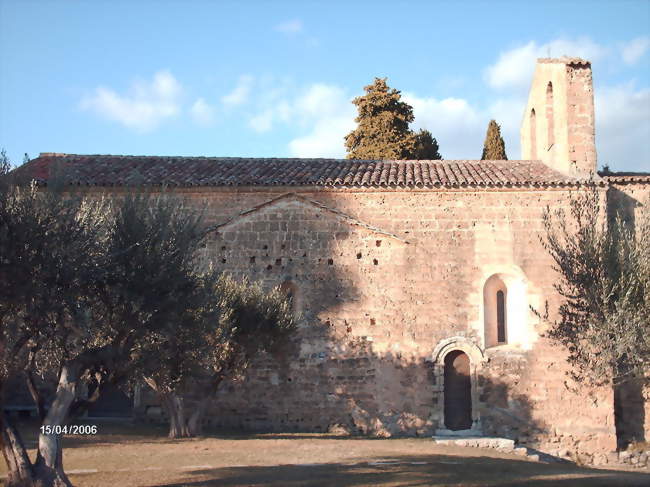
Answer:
[434, 428, 481, 437]
[432, 434, 546, 462]
[432, 436, 515, 450]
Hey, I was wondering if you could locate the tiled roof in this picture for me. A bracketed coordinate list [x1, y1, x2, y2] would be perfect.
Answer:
[14, 153, 596, 188]
[599, 172, 650, 184]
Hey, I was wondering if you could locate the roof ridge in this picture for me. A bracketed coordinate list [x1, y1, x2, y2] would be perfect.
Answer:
[16, 154, 598, 188]
[35, 153, 544, 164]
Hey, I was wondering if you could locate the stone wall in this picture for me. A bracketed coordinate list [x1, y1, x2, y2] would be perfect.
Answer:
[607, 180, 650, 447]
[520, 58, 597, 178]
[607, 180, 650, 227]
[157, 185, 618, 458]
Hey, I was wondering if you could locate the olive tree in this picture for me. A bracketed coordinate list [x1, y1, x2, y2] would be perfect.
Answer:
[540, 188, 650, 387]
[0, 153, 211, 487]
[1, 164, 110, 486]
[140, 274, 295, 438]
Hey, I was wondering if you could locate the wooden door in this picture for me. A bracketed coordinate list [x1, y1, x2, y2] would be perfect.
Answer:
[444, 351, 472, 430]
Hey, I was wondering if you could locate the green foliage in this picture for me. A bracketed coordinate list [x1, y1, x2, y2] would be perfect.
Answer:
[344, 78, 441, 160]
[0, 169, 109, 382]
[481, 119, 507, 160]
[139, 272, 295, 396]
[0, 149, 12, 176]
[103, 193, 205, 334]
[217, 275, 295, 360]
[414, 129, 442, 160]
[540, 189, 650, 386]
[0, 152, 297, 471]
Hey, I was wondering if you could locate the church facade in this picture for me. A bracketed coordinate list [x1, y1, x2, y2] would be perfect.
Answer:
[22, 58, 650, 462]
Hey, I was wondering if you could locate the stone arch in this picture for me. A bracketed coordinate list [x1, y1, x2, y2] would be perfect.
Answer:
[482, 270, 529, 349]
[484, 275, 508, 347]
[546, 82, 554, 150]
[430, 337, 485, 432]
[432, 336, 485, 366]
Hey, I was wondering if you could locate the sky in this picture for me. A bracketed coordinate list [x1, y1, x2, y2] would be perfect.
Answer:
[1, 0, 649, 171]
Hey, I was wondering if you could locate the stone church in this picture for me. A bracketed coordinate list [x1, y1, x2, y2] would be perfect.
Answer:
[18, 57, 650, 460]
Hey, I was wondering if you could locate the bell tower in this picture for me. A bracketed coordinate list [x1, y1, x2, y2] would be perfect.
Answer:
[520, 58, 597, 177]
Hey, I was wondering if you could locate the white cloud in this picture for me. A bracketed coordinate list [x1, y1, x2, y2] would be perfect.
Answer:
[235, 36, 648, 169]
[246, 82, 355, 156]
[484, 38, 608, 92]
[404, 93, 487, 159]
[274, 19, 303, 34]
[480, 37, 650, 168]
[249, 109, 275, 133]
[485, 96, 527, 159]
[288, 89, 522, 160]
[221, 75, 254, 107]
[288, 85, 356, 157]
[248, 100, 291, 133]
[289, 115, 356, 158]
[474, 83, 650, 169]
[595, 82, 650, 171]
[294, 84, 349, 120]
[80, 70, 182, 132]
[620, 37, 650, 65]
[190, 98, 215, 126]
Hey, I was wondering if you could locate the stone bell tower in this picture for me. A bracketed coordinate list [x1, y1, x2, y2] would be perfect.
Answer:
[520, 57, 597, 177]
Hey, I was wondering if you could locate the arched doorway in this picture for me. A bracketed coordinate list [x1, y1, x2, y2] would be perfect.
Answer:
[444, 350, 472, 430]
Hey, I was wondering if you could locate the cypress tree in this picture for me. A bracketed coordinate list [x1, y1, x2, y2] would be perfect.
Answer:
[481, 119, 508, 160]
[414, 129, 442, 160]
[344, 78, 441, 160]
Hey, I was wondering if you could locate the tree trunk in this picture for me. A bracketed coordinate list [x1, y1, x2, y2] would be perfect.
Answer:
[0, 367, 77, 487]
[31, 362, 82, 487]
[186, 396, 210, 437]
[159, 392, 210, 439]
[163, 393, 190, 438]
[0, 411, 36, 487]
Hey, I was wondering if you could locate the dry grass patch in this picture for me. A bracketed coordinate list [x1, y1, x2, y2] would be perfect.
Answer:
[1, 420, 649, 486]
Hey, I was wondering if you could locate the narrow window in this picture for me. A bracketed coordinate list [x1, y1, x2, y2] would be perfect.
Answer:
[530, 109, 537, 159]
[497, 290, 506, 343]
[546, 82, 554, 150]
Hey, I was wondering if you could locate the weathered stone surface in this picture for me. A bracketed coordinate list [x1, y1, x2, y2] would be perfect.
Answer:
[144, 183, 623, 458]
[11, 57, 646, 466]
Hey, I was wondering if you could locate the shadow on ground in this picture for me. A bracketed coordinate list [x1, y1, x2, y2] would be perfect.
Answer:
[154, 454, 650, 487]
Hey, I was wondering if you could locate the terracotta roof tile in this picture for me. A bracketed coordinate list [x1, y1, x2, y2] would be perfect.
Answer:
[13, 153, 597, 188]
[599, 172, 650, 184]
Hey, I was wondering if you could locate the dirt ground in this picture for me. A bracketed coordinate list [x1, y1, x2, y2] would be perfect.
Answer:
[2, 420, 649, 486]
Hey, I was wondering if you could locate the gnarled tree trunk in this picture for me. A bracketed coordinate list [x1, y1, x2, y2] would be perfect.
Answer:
[145, 376, 213, 439]
[30, 362, 83, 487]
[161, 393, 190, 438]
[0, 362, 81, 487]
[1, 411, 35, 487]
[186, 396, 210, 437]
[159, 392, 210, 438]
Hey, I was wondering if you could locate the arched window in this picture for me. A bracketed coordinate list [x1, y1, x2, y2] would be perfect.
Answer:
[546, 82, 554, 150]
[496, 290, 506, 344]
[530, 108, 537, 159]
[483, 271, 530, 349]
[483, 275, 508, 347]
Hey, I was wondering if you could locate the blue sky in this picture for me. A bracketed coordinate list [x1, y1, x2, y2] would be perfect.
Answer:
[1, 0, 649, 171]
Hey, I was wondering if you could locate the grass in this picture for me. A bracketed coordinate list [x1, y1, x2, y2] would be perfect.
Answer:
[1, 419, 649, 486]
